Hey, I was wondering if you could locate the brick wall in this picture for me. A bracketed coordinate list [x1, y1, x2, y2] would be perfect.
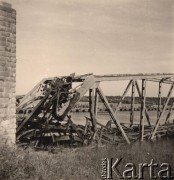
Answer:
[0, 2, 16, 144]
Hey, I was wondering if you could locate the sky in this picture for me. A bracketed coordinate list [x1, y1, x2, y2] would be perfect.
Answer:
[5, 0, 174, 95]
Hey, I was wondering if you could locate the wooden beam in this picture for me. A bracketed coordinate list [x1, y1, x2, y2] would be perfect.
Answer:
[94, 87, 99, 118]
[139, 80, 146, 141]
[157, 81, 162, 119]
[17, 90, 51, 135]
[60, 75, 96, 119]
[135, 81, 151, 126]
[114, 80, 132, 113]
[18, 78, 47, 108]
[84, 118, 90, 135]
[151, 83, 174, 140]
[94, 73, 174, 82]
[165, 102, 174, 123]
[130, 80, 135, 125]
[76, 75, 96, 99]
[96, 86, 130, 144]
[147, 78, 174, 84]
[89, 88, 97, 132]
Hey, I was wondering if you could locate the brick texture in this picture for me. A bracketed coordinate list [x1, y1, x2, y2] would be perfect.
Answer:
[0, 1, 16, 145]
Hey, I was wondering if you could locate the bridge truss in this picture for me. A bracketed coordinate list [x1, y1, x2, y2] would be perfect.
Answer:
[16, 73, 174, 147]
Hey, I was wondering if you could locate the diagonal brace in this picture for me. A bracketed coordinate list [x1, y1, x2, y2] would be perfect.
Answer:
[96, 86, 130, 144]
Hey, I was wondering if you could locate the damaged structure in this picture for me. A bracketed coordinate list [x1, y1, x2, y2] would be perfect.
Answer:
[16, 73, 174, 149]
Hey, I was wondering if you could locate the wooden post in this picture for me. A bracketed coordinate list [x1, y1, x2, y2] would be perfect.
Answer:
[151, 83, 174, 140]
[135, 81, 151, 126]
[165, 102, 174, 123]
[94, 87, 99, 119]
[130, 80, 135, 125]
[84, 118, 89, 135]
[96, 86, 130, 144]
[157, 81, 162, 119]
[139, 80, 146, 141]
[89, 88, 97, 132]
[99, 127, 104, 144]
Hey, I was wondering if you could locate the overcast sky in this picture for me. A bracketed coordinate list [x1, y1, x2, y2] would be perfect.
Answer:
[6, 0, 174, 95]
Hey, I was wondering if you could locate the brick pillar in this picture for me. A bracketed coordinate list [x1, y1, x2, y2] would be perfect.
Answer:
[0, 2, 16, 144]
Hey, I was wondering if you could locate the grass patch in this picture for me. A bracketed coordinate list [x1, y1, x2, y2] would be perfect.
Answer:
[0, 139, 173, 180]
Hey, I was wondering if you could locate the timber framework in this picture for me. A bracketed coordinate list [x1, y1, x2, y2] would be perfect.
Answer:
[16, 73, 174, 149]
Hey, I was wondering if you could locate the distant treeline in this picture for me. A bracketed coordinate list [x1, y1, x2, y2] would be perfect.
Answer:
[16, 95, 174, 105]
[80, 96, 174, 105]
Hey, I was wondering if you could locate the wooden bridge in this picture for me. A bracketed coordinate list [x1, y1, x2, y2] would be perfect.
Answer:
[16, 73, 174, 146]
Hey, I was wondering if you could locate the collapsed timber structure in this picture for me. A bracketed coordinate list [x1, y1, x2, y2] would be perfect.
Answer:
[16, 73, 174, 149]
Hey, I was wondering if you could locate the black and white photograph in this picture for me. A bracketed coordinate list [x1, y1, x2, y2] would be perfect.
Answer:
[0, 0, 174, 179]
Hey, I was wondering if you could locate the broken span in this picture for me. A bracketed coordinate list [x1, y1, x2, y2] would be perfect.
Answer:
[16, 73, 174, 148]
